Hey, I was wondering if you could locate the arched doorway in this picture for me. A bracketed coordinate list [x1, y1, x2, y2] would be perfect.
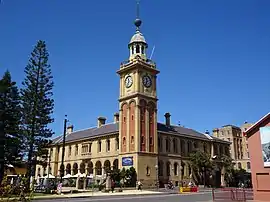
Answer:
[80, 162, 86, 174]
[113, 159, 119, 170]
[104, 160, 111, 173]
[95, 161, 102, 175]
[73, 163, 78, 175]
[87, 161, 93, 175]
[66, 164, 71, 174]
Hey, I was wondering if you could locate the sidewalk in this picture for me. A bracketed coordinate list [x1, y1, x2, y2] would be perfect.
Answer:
[5, 190, 163, 200]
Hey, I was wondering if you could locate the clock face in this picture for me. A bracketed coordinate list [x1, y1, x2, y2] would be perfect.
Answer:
[125, 76, 133, 88]
[142, 75, 152, 88]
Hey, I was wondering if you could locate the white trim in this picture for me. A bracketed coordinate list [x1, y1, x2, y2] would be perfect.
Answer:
[245, 112, 270, 134]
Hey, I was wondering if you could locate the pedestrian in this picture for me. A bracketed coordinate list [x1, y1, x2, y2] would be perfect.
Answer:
[138, 180, 142, 191]
[111, 180, 115, 193]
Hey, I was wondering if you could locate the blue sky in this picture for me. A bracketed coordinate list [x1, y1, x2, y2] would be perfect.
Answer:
[0, 0, 269, 138]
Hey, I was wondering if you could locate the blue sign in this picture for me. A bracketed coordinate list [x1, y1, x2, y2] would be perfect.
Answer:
[122, 157, 133, 166]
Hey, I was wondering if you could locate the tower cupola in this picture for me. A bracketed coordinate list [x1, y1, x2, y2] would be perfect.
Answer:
[128, 1, 148, 61]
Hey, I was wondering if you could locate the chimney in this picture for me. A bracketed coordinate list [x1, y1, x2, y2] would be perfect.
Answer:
[67, 125, 74, 134]
[114, 113, 119, 123]
[164, 112, 171, 126]
[97, 117, 106, 128]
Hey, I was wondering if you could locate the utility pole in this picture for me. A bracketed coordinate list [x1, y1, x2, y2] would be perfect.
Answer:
[60, 115, 67, 183]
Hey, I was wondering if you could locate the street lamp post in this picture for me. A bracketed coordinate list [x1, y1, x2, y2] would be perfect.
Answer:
[155, 165, 159, 191]
[60, 115, 68, 183]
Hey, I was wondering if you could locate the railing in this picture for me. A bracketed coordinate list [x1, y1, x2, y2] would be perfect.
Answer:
[212, 188, 253, 201]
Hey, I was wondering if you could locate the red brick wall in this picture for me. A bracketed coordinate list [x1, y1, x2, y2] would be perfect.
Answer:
[248, 118, 270, 201]
[129, 101, 136, 152]
[121, 103, 128, 152]
[148, 102, 155, 152]
[140, 99, 147, 152]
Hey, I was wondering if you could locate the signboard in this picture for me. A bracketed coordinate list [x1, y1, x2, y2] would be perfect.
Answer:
[122, 157, 133, 166]
[260, 126, 270, 167]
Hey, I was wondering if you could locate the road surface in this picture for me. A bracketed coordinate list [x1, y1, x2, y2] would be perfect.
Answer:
[35, 192, 213, 202]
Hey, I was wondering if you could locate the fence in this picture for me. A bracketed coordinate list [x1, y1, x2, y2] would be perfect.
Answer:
[212, 188, 253, 201]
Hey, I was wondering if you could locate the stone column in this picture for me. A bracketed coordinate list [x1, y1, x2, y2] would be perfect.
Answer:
[83, 177, 87, 190]
[76, 177, 80, 189]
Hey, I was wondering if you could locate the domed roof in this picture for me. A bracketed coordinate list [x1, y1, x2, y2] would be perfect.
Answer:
[129, 30, 147, 45]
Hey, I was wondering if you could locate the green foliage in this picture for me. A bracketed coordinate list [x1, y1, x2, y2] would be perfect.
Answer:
[0, 71, 22, 183]
[110, 167, 137, 187]
[20, 40, 54, 185]
[189, 149, 212, 171]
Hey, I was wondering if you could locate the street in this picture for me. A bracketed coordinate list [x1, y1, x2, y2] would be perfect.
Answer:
[35, 192, 213, 202]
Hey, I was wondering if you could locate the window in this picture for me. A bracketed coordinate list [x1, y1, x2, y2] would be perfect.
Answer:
[131, 115, 134, 120]
[193, 142, 197, 149]
[174, 163, 178, 176]
[124, 117, 126, 123]
[247, 162, 251, 169]
[136, 45, 140, 53]
[106, 139, 110, 151]
[187, 141, 191, 153]
[141, 136, 144, 144]
[166, 162, 170, 176]
[166, 138, 170, 152]
[98, 140, 102, 152]
[116, 137, 119, 150]
[150, 137, 153, 145]
[123, 137, 126, 145]
[141, 46, 144, 54]
[173, 138, 177, 153]
[88, 143, 92, 153]
[238, 162, 242, 169]
[146, 166, 150, 176]
[203, 144, 207, 152]
[82, 144, 88, 154]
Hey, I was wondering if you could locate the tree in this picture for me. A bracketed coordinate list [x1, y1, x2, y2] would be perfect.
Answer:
[0, 71, 22, 184]
[20, 40, 54, 188]
[189, 149, 212, 185]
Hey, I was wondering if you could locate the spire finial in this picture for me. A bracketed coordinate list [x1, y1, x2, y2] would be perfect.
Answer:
[136, 0, 140, 18]
[134, 0, 142, 30]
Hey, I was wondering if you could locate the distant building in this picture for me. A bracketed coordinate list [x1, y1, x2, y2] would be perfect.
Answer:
[213, 123, 252, 172]
[5, 163, 27, 176]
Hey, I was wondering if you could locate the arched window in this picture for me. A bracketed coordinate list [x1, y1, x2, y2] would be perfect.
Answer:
[158, 161, 163, 176]
[141, 46, 145, 54]
[166, 162, 171, 176]
[123, 137, 126, 145]
[136, 45, 140, 53]
[98, 140, 102, 152]
[173, 138, 177, 153]
[174, 163, 178, 176]
[238, 162, 242, 169]
[187, 141, 191, 152]
[146, 166, 150, 176]
[247, 162, 251, 169]
[141, 136, 144, 144]
[165, 138, 169, 152]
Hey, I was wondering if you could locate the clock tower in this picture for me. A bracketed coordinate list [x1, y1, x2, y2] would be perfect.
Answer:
[117, 1, 160, 185]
